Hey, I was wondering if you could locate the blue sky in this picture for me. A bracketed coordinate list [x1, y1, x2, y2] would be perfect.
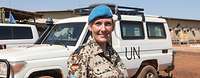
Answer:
[0, 0, 200, 19]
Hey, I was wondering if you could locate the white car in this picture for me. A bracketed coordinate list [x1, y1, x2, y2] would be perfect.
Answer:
[0, 5, 174, 78]
[0, 23, 39, 48]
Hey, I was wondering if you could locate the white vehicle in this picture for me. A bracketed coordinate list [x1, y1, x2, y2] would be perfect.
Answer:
[0, 4, 174, 78]
[0, 23, 39, 48]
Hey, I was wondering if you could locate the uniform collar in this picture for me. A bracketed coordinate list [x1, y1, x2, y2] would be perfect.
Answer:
[87, 38, 112, 55]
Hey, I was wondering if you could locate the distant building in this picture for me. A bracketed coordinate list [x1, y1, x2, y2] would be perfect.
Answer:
[162, 17, 200, 44]
[36, 10, 78, 23]
[36, 10, 200, 28]
[0, 7, 46, 35]
[163, 17, 200, 28]
[0, 7, 42, 24]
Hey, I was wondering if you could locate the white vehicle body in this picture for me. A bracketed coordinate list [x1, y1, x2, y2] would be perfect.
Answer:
[0, 7, 174, 78]
[0, 23, 39, 48]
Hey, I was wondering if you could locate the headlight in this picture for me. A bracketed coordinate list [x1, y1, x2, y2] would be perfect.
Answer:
[10, 61, 27, 74]
[0, 62, 7, 77]
[0, 61, 26, 78]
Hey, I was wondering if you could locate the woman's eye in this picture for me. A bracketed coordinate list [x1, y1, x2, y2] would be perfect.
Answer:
[95, 22, 102, 26]
[105, 22, 112, 26]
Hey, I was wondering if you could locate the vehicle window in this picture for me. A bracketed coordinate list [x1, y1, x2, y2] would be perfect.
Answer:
[120, 21, 144, 39]
[43, 22, 85, 46]
[0, 26, 12, 39]
[13, 27, 33, 39]
[146, 22, 166, 39]
[0, 26, 33, 40]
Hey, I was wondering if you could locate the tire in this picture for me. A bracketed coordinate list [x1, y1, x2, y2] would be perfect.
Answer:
[136, 65, 158, 78]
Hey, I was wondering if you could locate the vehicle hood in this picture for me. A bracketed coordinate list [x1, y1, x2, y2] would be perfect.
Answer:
[0, 44, 76, 61]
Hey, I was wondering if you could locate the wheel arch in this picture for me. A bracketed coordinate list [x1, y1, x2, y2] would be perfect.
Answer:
[28, 69, 63, 78]
[141, 59, 158, 70]
[133, 59, 158, 77]
[23, 65, 67, 78]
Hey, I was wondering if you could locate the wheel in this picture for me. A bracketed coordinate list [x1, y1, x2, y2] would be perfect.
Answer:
[136, 65, 158, 78]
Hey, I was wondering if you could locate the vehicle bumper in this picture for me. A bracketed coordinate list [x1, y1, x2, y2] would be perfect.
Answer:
[159, 51, 175, 73]
[166, 51, 175, 72]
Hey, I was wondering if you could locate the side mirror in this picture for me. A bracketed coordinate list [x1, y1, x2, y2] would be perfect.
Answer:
[45, 17, 54, 28]
[112, 15, 118, 21]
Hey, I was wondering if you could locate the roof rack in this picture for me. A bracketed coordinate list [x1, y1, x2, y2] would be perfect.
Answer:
[73, 4, 144, 16]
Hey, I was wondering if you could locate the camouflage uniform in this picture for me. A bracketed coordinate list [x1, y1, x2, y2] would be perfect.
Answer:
[67, 39, 128, 78]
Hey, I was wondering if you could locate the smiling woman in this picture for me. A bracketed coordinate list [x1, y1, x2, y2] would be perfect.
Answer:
[89, 18, 114, 46]
[67, 5, 128, 78]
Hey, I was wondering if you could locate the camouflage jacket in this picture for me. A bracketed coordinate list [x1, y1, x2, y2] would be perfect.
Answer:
[67, 39, 128, 78]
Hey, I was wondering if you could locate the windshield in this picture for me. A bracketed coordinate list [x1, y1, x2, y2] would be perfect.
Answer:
[42, 22, 86, 46]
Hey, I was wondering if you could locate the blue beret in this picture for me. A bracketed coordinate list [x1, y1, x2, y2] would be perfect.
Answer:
[88, 5, 113, 23]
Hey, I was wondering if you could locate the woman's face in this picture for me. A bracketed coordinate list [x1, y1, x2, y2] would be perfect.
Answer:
[89, 18, 114, 44]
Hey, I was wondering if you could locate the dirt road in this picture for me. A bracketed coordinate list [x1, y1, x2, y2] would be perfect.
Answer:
[173, 51, 200, 78]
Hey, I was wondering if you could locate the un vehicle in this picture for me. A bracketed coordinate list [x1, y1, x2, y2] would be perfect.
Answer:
[0, 4, 174, 78]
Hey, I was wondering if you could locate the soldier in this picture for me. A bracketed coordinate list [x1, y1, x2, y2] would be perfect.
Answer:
[67, 5, 128, 78]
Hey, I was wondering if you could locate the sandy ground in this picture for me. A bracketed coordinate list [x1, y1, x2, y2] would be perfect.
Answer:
[172, 45, 200, 78]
